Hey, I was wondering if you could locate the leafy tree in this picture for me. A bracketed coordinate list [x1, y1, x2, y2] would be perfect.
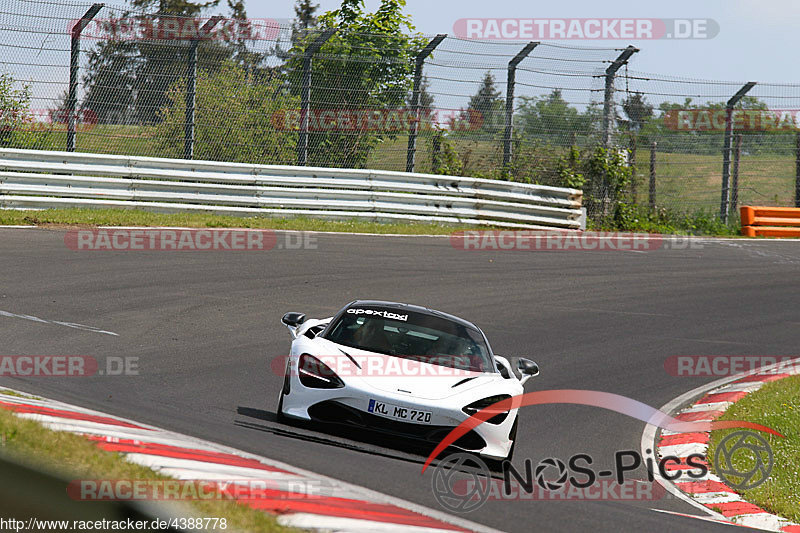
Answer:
[0, 73, 46, 148]
[621, 92, 653, 132]
[294, 0, 319, 30]
[285, 0, 424, 168]
[515, 89, 599, 146]
[155, 62, 298, 163]
[82, 0, 256, 125]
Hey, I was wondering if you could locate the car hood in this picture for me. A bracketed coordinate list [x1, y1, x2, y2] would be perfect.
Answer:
[312, 339, 506, 400]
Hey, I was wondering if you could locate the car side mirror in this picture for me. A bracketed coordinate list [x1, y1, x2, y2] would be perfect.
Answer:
[282, 312, 306, 328]
[517, 358, 539, 385]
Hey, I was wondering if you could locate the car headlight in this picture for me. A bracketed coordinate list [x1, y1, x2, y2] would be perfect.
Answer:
[462, 394, 512, 425]
[298, 354, 345, 389]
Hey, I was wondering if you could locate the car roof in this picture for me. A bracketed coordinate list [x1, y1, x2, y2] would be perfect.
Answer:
[345, 300, 482, 331]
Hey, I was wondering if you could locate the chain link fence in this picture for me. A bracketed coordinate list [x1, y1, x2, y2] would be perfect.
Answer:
[2, 0, 800, 223]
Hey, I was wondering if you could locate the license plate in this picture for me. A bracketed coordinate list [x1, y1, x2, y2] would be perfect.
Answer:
[367, 399, 432, 424]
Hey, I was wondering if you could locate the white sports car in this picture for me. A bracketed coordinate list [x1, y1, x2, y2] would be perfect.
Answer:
[276, 300, 539, 460]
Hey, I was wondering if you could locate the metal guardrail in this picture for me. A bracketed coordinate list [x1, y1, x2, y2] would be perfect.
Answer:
[0, 149, 584, 229]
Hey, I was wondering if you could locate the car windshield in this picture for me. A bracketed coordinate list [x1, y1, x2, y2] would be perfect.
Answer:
[324, 306, 494, 373]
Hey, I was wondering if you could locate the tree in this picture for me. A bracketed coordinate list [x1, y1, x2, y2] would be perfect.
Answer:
[294, 0, 319, 31]
[621, 92, 653, 132]
[285, 0, 424, 168]
[81, 0, 256, 125]
[155, 62, 298, 163]
[0, 73, 42, 148]
[465, 72, 504, 136]
[515, 89, 599, 146]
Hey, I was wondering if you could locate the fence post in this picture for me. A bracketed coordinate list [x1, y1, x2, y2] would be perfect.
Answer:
[67, 3, 103, 152]
[629, 133, 637, 201]
[184, 16, 222, 160]
[431, 130, 442, 174]
[720, 81, 756, 223]
[406, 34, 446, 173]
[731, 133, 742, 212]
[602, 46, 638, 149]
[649, 141, 657, 210]
[503, 41, 538, 171]
[298, 28, 337, 166]
[796, 132, 800, 208]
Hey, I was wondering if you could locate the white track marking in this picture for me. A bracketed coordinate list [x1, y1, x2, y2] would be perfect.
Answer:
[0, 309, 118, 336]
[278, 514, 464, 533]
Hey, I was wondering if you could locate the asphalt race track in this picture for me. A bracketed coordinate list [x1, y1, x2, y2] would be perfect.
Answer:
[2, 227, 799, 532]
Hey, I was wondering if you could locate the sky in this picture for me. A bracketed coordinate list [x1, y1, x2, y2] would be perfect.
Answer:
[246, 0, 800, 85]
[10, 0, 800, 115]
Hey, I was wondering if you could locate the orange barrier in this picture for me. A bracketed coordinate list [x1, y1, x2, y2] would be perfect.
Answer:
[741, 206, 800, 237]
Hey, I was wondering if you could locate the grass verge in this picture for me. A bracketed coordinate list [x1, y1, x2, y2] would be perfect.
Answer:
[0, 403, 294, 532]
[0, 208, 483, 235]
[708, 375, 800, 522]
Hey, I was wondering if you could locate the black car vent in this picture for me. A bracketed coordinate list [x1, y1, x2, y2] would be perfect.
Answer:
[338, 347, 361, 369]
[451, 376, 477, 388]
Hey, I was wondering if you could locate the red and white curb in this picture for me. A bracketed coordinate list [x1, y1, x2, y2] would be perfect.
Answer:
[644, 358, 800, 532]
[0, 387, 500, 533]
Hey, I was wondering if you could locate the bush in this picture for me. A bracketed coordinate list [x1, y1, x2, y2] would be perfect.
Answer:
[155, 64, 299, 164]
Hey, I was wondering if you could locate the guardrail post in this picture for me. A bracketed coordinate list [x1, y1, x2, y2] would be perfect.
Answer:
[649, 141, 657, 210]
[502, 42, 538, 171]
[67, 3, 103, 152]
[184, 16, 223, 160]
[298, 28, 337, 166]
[406, 34, 446, 173]
[720, 81, 756, 223]
[731, 133, 742, 212]
[602, 46, 638, 149]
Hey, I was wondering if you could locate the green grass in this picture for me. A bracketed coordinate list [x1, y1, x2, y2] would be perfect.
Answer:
[0, 402, 295, 532]
[708, 375, 800, 522]
[0, 208, 484, 235]
[0, 389, 40, 400]
[25, 124, 162, 157]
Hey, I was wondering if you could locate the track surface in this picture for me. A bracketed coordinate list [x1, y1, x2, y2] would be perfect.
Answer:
[2, 228, 799, 532]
